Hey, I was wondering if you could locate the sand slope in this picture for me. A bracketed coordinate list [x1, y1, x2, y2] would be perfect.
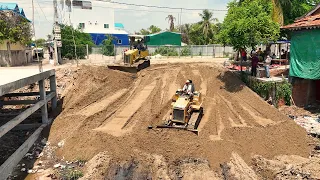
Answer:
[48, 64, 313, 178]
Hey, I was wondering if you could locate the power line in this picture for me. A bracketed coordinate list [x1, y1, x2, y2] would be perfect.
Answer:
[35, 0, 49, 22]
[24, 4, 226, 15]
[107, 1, 227, 11]
[23, 0, 227, 12]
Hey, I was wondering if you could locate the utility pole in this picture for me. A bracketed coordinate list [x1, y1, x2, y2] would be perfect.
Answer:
[180, 8, 182, 33]
[32, 0, 42, 72]
[53, 0, 60, 65]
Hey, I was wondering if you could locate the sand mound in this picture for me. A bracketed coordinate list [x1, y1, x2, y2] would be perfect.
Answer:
[48, 64, 313, 178]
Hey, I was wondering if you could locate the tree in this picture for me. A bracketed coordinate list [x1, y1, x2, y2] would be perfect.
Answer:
[149, 25, 161, 34]
[137, 25, 162, 35]
[101, 35, 114, 56]
[0, 11, 32, 45]
[219, 0, 280, 51]
[199, 10, 218, 42]
[34, 38, 46, 47]
[60, 24, 95, 59]
[165, 15, 176, 31]
[240, 0, 320, 25]
[179, 24, 192, 44]
[138, 29, 150, 35]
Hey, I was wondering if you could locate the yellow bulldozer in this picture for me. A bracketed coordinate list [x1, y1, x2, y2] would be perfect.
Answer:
[156, 86, 204, 135]
[108, 35, 150, 73]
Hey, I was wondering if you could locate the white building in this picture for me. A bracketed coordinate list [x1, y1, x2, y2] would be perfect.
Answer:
[67, 0, 129, 45]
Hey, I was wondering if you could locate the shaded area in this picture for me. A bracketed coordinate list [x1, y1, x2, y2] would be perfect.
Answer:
[5, 98, 64, 180]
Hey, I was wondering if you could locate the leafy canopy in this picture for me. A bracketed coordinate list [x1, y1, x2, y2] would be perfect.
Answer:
[0, 11, 32, 45]
[60, 24, 95, 59]
[219, 0, 280, 50]
[137, 25, 162, 35]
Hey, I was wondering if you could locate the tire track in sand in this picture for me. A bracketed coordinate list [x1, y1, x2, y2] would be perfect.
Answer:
[192, 69, 207, 95]
[209, 107, 224, 141]
[79, 89, 128, 117]
[218, 94, 248, 127]
[94, 81, 157, 137]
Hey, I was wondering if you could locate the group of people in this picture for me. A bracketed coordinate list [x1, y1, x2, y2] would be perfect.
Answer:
[251, 52, 272, 78]
[241, 48, 272, 78]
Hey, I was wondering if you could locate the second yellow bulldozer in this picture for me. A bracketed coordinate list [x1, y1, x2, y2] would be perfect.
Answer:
[156, 88, 204, 135]
[108, 35, 150, 73]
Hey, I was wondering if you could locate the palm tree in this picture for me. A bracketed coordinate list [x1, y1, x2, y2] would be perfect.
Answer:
[165, 15, 176, 31]
[199, 9, 218, 43]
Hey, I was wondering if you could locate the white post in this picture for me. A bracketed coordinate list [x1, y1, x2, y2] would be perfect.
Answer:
[212, 45, 215, 58]
[191, 45, 193, 58]
[39, 80, 48, 124]
[49, 75, 57, 109]
[86, 44, 89, 59]
[113, 44, 116, 64]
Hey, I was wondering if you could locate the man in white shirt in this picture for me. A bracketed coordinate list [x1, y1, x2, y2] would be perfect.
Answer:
[264, 55, 272, 78]
[182, 80, 194, 95]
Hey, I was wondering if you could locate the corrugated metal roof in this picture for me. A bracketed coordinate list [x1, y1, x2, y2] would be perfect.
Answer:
[147, 31, 181, 37]
[281, 14, 320, 30]
[19, 8, 25, 17]
[115, 23, 124, 29]
[0, 3, 18, 11]
[0, 3, 31, 22]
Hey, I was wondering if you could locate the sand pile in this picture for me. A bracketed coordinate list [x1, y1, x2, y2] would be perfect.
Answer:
[48, 64, 314, 178]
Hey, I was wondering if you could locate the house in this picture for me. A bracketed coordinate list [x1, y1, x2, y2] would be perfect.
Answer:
[146, 31, 182, 46]
[0, 3, 32, 66]
[281, 3, 320, 106]
[69, 1, 129, 46]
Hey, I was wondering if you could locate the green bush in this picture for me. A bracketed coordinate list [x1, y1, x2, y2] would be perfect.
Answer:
[153, 46, 178, 56]
[240, 72, 292, 106]
[180, 46, 191, 56]
[102, 37, 115, 56]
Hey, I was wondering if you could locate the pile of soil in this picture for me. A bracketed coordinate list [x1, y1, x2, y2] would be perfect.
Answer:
[47, 64, 315, 179]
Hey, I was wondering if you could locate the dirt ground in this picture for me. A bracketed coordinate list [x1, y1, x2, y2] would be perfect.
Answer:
[23, 63, 320, 179]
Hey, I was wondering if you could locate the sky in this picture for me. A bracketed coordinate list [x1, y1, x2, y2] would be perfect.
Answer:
[3, 0, 230, 38]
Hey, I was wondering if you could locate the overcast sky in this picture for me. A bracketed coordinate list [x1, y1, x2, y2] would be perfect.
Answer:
[3, 0, 230, 38]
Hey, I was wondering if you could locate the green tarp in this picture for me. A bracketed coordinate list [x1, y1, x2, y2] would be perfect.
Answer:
[147, 31, 181, 46]
[290, 29, 320, 80]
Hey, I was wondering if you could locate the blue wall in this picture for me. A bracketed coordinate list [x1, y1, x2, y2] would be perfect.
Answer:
[89, 33, 129, 46]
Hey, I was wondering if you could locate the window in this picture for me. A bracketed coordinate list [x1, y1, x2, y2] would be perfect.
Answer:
[104, 24, 109, 29]
[117, 39, 122, 44]
[79, 23, 85, 29]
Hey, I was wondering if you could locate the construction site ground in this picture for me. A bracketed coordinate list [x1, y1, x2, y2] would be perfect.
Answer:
[4, 58, 320, 179]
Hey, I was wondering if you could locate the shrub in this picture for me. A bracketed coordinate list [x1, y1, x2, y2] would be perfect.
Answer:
[101, 37, 115, 56]
[153, 46, 178, 56]
[180, 46, 191, 56]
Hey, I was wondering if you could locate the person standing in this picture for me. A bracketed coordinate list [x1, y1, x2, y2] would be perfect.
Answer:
[257, 48, 263, 62]
[251, 52, 259, 77]
[48, 46, 54, 60]
[241, 48, 247, 62]
[264, 55, 272, 78]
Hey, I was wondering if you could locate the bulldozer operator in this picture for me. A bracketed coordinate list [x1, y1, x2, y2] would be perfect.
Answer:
[182, 80, 195, 96]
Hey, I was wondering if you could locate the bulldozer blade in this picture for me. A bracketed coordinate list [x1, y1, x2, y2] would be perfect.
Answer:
[156, 125, 199, 135]
[107, 60, 150, 73]
[107, 65, 138, 73]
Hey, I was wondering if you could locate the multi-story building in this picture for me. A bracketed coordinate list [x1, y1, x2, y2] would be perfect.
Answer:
[69, 0, 129, 46]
